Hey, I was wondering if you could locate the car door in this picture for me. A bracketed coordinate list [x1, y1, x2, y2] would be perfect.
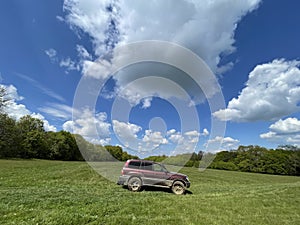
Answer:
[140, 161, 154, 185]
[150, 163, 170, 186]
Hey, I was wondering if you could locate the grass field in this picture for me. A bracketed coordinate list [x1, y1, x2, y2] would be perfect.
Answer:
[0, 159, 299, 225]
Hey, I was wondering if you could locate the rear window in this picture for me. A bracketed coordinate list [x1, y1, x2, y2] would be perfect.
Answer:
[128, 161, 141, 169]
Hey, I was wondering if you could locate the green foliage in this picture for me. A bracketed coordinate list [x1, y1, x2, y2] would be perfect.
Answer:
[47, 131, 83, 161]
[144, 155, 168, 162]
[0, 85, 11, 112]
[210, 161, 238, 171]
[210, 145, 300, 176]
[0, 114, 19, 158]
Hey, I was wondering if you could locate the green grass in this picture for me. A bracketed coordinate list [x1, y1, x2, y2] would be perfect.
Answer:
[0, 159, 299, 225]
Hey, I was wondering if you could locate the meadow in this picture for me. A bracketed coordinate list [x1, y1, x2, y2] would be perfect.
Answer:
[0, 159, 299, 225]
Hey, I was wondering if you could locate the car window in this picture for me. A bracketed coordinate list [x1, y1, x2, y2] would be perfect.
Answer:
[153, 163, 163, 172]
[128, 161, 141, 169]
[141, 162, 153, 170]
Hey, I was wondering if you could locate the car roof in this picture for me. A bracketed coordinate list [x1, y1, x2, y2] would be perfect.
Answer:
[128, 159, 156, 163]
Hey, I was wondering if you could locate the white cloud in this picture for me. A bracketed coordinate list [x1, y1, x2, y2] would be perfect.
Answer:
[64, 0, 260, 71]
[201, 128, 209, 136]
[63, 108, 111, 143]
[2, 84, 30, 120]
[142, 97, 152, 109]
[5, 85, 24, 101]
[112, 120, 142, 148]
[142, 130, 168, 148]
[112, 120, 202, 154]
[63, 0, 112, 55]
[63, 0, 261, 107]
[260, 117, 300, 146]
[1, 84, 57, 131]
[119, 0, 260, 72]
[81, 59, 112, 80]
[214, 59, 300, 122]
[56, 15, 65, 22]
[205, 136, 240, 152]
[269, 117, 300, 134]
[59, 57, 80, 72]
[31, 113, 57, 132]
[38, 103, 73, 120]
[168, 129, 201, 154]
[76, 45, 92, 60]
[45, 48, 57, 60]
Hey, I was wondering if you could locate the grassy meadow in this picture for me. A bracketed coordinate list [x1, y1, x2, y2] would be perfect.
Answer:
[0, 159, 299, 225]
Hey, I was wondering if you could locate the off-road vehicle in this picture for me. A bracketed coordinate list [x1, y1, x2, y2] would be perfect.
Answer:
[117, 159, 190, 195]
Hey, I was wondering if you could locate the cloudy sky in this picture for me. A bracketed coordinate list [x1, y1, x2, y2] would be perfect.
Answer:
[0, 0, 300, 157]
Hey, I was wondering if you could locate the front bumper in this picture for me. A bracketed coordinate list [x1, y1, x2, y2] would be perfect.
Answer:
[185, 181, 191, 188]
[117, 175, 129, 185]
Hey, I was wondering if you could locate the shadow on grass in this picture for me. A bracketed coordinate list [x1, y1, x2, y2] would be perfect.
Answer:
[121, 185, 193, 195]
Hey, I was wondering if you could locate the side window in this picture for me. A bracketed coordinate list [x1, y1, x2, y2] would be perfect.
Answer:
[153, 163, 163, 172]
[128, 161, 141, 169]
[141, 162, 153, 170]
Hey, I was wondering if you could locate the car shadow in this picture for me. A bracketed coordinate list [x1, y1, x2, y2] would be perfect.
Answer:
[122, 185, 193, 195]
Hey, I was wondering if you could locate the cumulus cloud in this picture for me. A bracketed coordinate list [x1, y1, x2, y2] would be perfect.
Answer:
[1, 84, 57, 131]
[260, 117, 300, 146]
[214, 59, 300, 122]
[63, 108, 111, 144]
[31, 113, 57, 132]
[76, 45, 92, 60]
[167, 129, 201, 155]
[2, 84, 30, 119]
[112, 119, 206, 154]
[205, 136, 240, 152]
[64, 0, 260, 72]
[59, 57, 80, 72]
[63, 0, 261, 107]
[113, 120, 168, 152]
[201, 128, 209, 136]
[112, 120, 142, 148]
[269, 117, 300, 134]
[142, 129, 168, 148]
[45, 48, 57, 61]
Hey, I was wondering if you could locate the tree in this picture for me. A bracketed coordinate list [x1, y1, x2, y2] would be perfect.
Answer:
[17, 115, 46, 158]
[47, 131, 83, 161]
[0, 114, 19, 158]
[0, 86, 11, 112]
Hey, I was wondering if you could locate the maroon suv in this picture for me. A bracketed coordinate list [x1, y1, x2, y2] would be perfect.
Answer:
[117, 159, 190, 195]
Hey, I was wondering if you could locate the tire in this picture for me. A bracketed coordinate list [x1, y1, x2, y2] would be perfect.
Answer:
[128, 177, 142, 192]
[171, 181, 186, 195]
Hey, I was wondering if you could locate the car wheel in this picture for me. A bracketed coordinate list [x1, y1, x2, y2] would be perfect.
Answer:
[128, 177, 142, 192]
[171, 181, 186, 195]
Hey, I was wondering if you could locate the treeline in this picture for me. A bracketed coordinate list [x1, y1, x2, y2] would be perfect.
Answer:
[145, 145, 300, 176]
[209, 145, 300, 176]
[74, 134, 138, 161]
[0, 113, 137, 161]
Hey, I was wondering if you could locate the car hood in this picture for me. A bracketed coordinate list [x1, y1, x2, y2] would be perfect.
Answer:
[168, 172, 187, 178]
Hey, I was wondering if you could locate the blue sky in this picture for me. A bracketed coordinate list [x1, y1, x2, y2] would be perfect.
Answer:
[1, 0, 300, 157]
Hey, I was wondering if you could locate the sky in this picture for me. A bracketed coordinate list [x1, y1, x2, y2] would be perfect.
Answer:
[0, 0, 300, 158]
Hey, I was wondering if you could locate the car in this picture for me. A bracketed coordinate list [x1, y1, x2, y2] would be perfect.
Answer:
[117, 159, 190, 195]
